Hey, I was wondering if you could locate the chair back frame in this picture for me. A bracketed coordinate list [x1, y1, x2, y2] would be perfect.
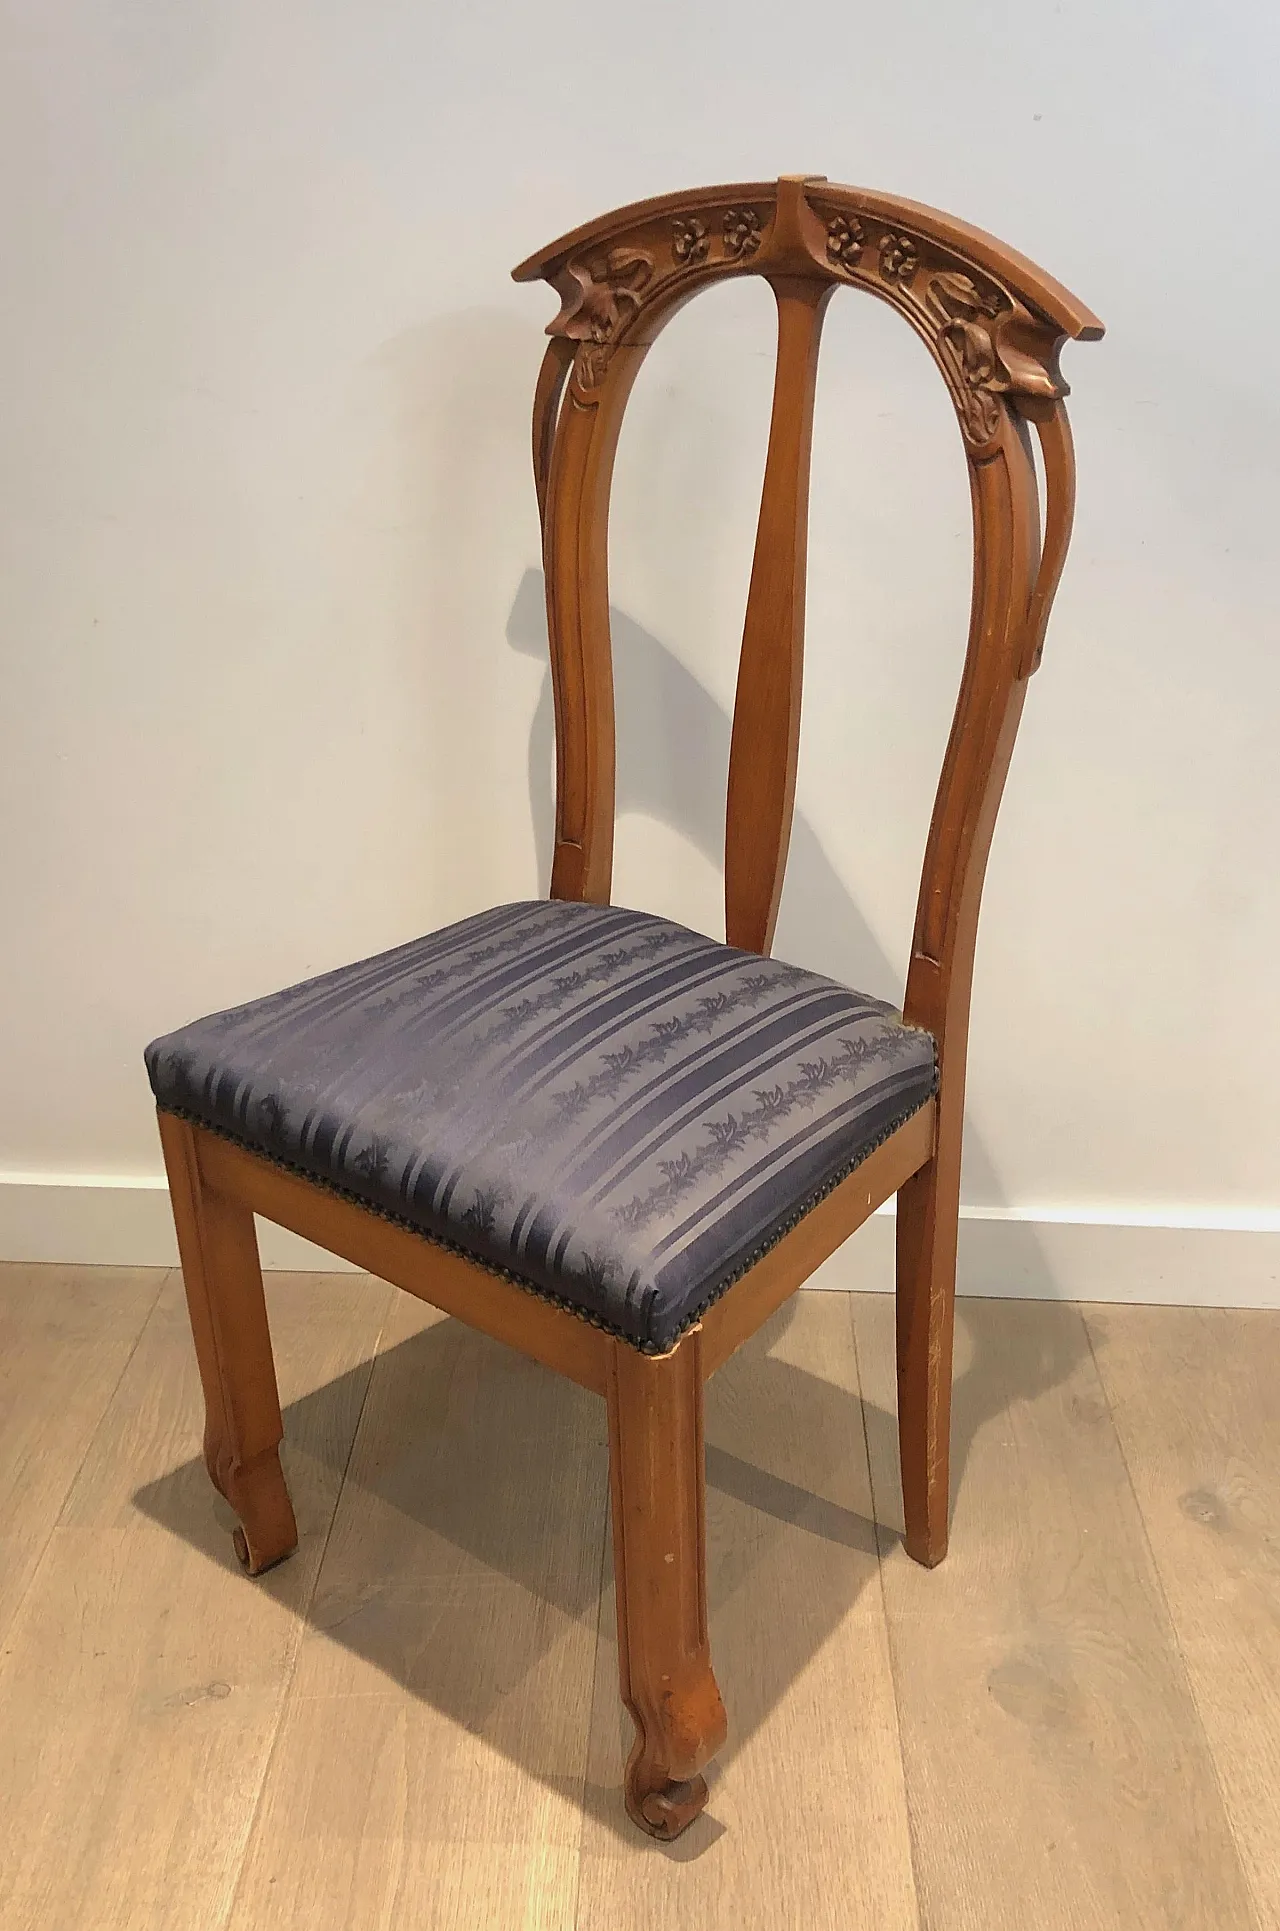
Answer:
[514, 174, 1101, 1093]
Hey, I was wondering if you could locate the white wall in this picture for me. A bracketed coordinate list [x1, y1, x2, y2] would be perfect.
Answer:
[2, 1, 1278, 1292]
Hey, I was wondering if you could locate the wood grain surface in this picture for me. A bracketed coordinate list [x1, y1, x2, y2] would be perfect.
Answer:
[1085, 1304, 1279, 1929]
[578, 1294, 918, 1931]
[7, 1268, 1272, 1929]
[853, 1291, 1259, 1931]
[0, 1263, 163, 1643]
[0, 1270, 390, 1931]
[225, 1289, 608, 1930]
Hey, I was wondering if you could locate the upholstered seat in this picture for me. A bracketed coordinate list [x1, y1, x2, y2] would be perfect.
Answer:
[146, 899, 935, 1350]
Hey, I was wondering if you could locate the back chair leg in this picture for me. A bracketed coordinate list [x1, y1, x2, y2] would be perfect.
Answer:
[895, 1139, 961, 1569]
[157, 1113, 298, 1576]
[606, 1331, 727, 1840]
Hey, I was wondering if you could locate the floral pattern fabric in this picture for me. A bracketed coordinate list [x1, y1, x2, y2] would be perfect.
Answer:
[146, 900, 936, 1351]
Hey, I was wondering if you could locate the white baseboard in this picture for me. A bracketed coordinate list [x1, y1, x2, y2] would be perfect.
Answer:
[805, 1207, 1280, 1308]
[1, 1174, 1278, 1306]
[0, 1173, 358, 1272]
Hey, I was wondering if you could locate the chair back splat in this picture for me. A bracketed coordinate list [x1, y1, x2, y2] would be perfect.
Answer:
[513, 174, 1102, 1046]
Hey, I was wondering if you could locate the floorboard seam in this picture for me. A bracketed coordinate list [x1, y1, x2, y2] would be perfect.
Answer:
[847, 1292, 927, 1931]
[0, 1267, 171, 1659]
[1082, 1309, 1265, 1931]
[52, 1266, 171, 1535]
[572, 1509, 611, 1931]
[219, 1277, 396, 1930]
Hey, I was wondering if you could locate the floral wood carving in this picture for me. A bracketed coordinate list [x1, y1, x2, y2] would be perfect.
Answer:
[723, 208, 762, 258]
[672, 217, 709, 265]
[811, 196, 1051, 450]
[550, 246, 655, 389]
[540, 187, 1069, 443]
[879, 232, 919, 284]
[926, 271, 1009, 446]
[826, 214, 865, 270]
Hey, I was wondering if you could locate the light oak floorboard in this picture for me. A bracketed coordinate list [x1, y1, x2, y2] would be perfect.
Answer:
[0, 1269, 392, 1931]
[853, 1291, 1258, 1931]
[1085, 1304, 1280, 1929]
[0, 1262, 165, 1642]
[7, 1276, 1278, 1929]
[576, 1292, 919, 1931]
[225, 1289, 608, 1931]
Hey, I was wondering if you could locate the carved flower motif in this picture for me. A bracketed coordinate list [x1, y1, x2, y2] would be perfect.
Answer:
[672, 216, 709, 265]
[927, 271, 1006, 443]
[723, 208, 762, 258]
[576, 342, 613, 389]
[826, 215, 865, 271]
[550, 246, 654, 389]
[958, 384, 1003, 443]
[559, 248, 652, 346]
[878, 232, 919, 284]
[930, 275, 999, 382]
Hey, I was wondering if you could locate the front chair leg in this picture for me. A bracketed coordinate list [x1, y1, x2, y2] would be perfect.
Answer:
[606, 1331, 727, 1840]
[157, 1112, 298, 1576]
[895, 1137, 961, 1569]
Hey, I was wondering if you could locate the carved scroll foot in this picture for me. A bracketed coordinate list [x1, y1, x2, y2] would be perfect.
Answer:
[207, 1439, 298, 1577]
[627, 1767, 710, 1840]
[622, 1654, 727, 1838]
[158, 1111, 299, 1582]
[607, 1333, 727, 1841]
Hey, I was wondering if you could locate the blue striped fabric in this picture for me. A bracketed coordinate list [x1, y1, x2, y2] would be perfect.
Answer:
[146, 901, 936, 1351]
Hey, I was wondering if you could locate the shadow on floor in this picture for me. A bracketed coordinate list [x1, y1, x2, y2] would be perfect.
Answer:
[133, 1282, 1088, 1850]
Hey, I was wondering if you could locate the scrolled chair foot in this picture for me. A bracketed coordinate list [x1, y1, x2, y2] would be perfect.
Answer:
[625, 1763, 711, 1840]
[620, 1652, 728, 1840]
[207, 1439, 298, 1578]
[607, 1334, 726, 1839]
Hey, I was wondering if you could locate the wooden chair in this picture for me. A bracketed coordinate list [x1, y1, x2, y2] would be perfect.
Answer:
[149, 176, 1101, 1840]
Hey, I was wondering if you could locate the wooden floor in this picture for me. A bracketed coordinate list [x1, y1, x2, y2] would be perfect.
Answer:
[1, 1265, 1277, 1930]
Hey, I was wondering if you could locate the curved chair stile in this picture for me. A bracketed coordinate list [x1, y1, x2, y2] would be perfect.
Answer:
[518, 175, 1096, 959]
[516, 173, 1101, 1572]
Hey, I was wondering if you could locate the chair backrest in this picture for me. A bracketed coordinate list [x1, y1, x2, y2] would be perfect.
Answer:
[513, 175, 1101, 1057]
